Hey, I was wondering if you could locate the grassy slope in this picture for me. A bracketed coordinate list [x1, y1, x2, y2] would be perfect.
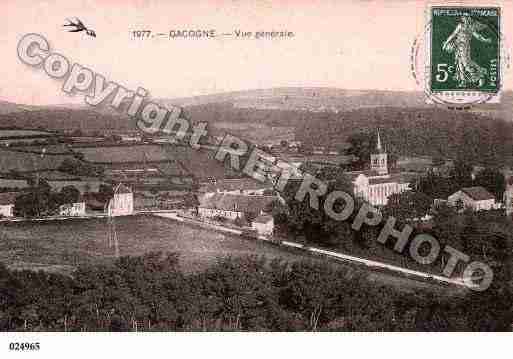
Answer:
[0, 215, 464, 295]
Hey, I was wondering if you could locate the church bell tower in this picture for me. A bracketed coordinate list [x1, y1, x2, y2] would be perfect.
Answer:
[370, 130, 388, 175]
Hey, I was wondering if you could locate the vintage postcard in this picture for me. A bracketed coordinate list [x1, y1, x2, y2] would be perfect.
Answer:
[0, 0, 513, 358]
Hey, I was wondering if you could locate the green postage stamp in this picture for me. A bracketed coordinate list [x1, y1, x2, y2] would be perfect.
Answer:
[427, 6, 502, 104]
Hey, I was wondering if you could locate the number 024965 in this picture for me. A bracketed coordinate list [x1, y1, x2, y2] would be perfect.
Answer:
[9, 342, 40, 351]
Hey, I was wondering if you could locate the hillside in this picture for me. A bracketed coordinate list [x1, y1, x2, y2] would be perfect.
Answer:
[296, 106, 513, 166]
[0, 108, 133, 133]
[0, 100, 39, 114]
[159, 88, 429, 111]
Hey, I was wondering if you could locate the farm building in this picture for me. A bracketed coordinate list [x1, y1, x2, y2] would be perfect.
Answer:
[59, 202, 86, 217]
[252, 215, 274, 236]
[448, 186, 497, 212]
[198, 193, 275, 221]
[200, 178, 273, 195]
[0, 192, 17, 217]
[107, 183, 134, 216]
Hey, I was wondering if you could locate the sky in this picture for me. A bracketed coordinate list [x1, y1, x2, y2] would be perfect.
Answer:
[1, 0, 512, 105]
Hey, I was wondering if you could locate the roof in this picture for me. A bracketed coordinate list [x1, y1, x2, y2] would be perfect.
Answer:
[369, 173, 413, 185]
[199, 193, 275, 214]
[0, 192, 17, 205]
[460, 186, 495, 201]
[348, 170, 416, 185]
[114, 183, 132, 194]
[304, 155, 354, 166]
[83, 194, 105, 209]
[347, 169, 381, 180]
[201, 178, 272, 193]
[253, 215, 273, 224]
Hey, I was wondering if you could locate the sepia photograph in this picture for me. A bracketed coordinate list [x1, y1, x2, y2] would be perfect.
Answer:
[1, 0, 513, 357]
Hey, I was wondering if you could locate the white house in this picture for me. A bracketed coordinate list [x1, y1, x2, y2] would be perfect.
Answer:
[198, 193, 275, 221]
[448, 186, 497, 212]
[252, 215, 274, 236]
[59, 202, 86, 216]
[120, 135, 142, 143]
[0, 192, 17, 217]
[200, 178, 273, 196]
[107, 183, 134, 216]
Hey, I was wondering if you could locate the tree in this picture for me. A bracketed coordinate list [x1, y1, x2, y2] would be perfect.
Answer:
[449, 159, 473, 191]
[14, 179, 54, 217]
[383, 191, 432, 223]
[58, 158, 103, 177]
[473, 167, 505, 201]
[346, 131, 375, 170]
[244, 211, 258, 224]
[57, 185, 81, 205]
[183, 192, 199, 215]
[97, 184, 114, 202]
[417, 171, 453, 199]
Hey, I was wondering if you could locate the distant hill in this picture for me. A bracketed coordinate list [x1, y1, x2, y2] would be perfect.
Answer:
[0, 100, 40, 114]
[0, 108, 133, 133]
[158, 87, 430, 112]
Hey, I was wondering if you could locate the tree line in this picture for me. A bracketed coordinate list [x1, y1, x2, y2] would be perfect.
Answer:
[0, 251, 510, 331]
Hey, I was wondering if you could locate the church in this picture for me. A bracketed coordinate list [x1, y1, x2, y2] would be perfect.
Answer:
[348, 131, 411, 206]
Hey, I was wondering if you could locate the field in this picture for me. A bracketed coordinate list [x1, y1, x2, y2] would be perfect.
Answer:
[0, 147, 75, 173]
[0, 215, 302, 274]
[73, 144, 228, 179]
[211, 122, 294, 144]
[0, 129, 55, 138]
[75, 145, 170, 163]
[0, 215, 465, 296]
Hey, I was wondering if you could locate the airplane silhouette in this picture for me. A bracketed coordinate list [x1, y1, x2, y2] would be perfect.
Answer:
[63, 17, 96, 37]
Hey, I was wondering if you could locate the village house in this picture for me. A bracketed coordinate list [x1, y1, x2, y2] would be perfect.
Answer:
[198, 193, 275, 221]
[59, 202, 86, 217]
[312, 146, 325, 155]
[107, 183, 134, 216]
[252, 215, 274, 236]
[448, 186, 497, 212]
[200, 178, 274, 196]
[0, 192, 17, 217]
[288, 140, 302, 153]
[348, 131, 411, 206]
[120, 134, 142, 143]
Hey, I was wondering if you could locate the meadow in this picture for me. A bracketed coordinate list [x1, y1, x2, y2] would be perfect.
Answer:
[0, 215, 464, 296]
[0, 215, 302, 274]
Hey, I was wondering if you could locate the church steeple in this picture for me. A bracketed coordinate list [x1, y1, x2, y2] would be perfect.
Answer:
[376, 129, 384, 153]
[371, 129, 388, 175]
